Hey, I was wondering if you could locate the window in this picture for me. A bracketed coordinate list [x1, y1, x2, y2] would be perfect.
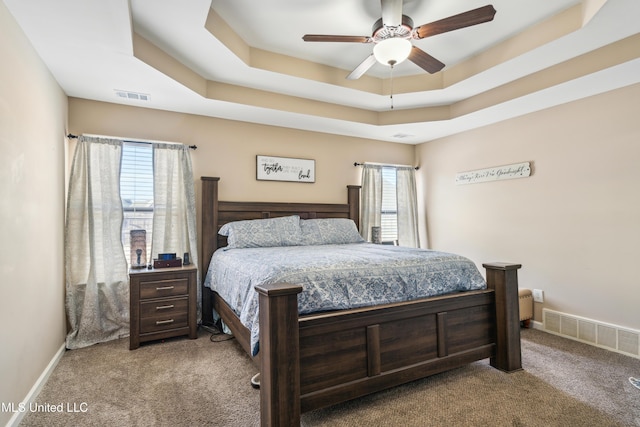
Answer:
[120, 142, 154, 266]
[362, 164, 419, 247]
[381, 166, 398, 242]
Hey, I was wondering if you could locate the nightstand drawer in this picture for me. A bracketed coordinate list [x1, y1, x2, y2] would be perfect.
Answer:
[140, 297, 188, 318]
[139, 278, 188, 299]
[140, 311, 189, 334]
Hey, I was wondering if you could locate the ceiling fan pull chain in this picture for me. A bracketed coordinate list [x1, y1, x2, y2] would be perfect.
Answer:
[389, 60, 395, 110]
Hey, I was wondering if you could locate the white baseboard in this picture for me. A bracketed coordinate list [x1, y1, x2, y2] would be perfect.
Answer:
[531, 320, 544, 331]
[5, 343, 66, 427]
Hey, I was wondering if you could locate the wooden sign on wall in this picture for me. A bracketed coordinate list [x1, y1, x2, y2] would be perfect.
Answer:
[456, 162, 531, 185]
[256, 155, 315, 183]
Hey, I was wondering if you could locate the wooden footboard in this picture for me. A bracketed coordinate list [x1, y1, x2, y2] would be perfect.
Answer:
[255, 263, 521, 426]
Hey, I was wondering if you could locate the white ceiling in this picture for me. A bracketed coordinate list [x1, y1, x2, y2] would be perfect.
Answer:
[4, 0, 640, 145]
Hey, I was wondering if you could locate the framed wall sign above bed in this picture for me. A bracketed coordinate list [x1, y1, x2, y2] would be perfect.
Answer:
[256, 155, 315, 183]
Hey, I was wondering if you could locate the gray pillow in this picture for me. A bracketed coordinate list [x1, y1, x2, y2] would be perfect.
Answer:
[219, 215, 302, 249]
[300, 218, 365, 245]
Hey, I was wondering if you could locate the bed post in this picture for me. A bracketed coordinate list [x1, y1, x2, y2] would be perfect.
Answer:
[200, 177, 220, 326]
[255, 283, 303, 427]
[483, 262, 522, 373]
[347, 185, 361, 229]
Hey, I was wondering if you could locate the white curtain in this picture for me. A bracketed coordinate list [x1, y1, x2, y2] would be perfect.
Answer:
[396, 166, 420, 248]
[65, 136, 129, 349]
[360, 164, 383, 242]
[151, 144, 200, 320]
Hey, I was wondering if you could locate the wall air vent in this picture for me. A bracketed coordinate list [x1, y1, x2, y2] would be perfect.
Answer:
[543, 309, 639, 359]
[115, 90, 150, 101]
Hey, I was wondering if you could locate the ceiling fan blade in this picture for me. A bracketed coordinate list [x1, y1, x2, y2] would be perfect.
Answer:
[346, 54, 377, 80]
[381, 0, 403, 27]
[303, 34, 371, 43]
[413, 5, 496, 39]
[408, 46, 445, 74]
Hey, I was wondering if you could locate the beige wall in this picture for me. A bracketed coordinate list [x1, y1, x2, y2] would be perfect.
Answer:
[68, 99, 415, 204]
[416, 83, 640, 331]
[0, 3, 68, 425]
[68, 97, 415, 226]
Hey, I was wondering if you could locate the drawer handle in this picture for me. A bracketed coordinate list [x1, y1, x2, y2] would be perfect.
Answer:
[156, 305, 175, 310]
[155, 319, 175, 325]
[156, 286, 175, 291]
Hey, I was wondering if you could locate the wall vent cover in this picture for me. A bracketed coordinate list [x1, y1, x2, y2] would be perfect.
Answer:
[115, 90, 150, 101]
[543, 309, 639, 358]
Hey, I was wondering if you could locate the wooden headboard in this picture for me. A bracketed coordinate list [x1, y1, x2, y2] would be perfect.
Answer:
[200, 177, 361, 324]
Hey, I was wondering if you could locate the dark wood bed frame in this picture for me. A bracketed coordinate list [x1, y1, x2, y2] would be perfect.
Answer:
[200, 177, 522, 426]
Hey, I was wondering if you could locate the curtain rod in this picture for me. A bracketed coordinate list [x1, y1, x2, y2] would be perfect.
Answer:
[354, 162, 419, 170]
[67, 133, 197, 150]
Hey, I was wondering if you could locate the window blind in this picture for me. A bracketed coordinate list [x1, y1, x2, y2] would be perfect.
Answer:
[120, 142, 154, 265]
[381, 167, 398, 242]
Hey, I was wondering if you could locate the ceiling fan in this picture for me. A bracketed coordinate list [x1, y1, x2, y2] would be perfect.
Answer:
[302, 0, 497, 80]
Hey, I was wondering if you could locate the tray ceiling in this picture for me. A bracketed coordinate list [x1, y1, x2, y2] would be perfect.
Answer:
[5, 0, 640, 144]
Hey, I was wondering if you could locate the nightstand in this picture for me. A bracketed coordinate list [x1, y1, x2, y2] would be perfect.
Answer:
[129, 265, 197, 350]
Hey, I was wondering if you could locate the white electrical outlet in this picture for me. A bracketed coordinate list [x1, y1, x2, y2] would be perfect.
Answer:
[532, 289, 544, 303]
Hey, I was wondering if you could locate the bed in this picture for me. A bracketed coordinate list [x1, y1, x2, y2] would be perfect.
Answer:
[200, 177, 522, 426]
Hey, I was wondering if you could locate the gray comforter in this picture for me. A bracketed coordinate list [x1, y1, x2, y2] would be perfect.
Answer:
[204, 243, 486, 355]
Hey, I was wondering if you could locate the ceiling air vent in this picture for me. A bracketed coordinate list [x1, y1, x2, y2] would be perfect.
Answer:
[115, 90, 150, 101]
[392, 132, 414, 139]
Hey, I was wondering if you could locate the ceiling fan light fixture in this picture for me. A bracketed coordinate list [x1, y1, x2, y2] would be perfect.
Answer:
[373, 38, 411, 66]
